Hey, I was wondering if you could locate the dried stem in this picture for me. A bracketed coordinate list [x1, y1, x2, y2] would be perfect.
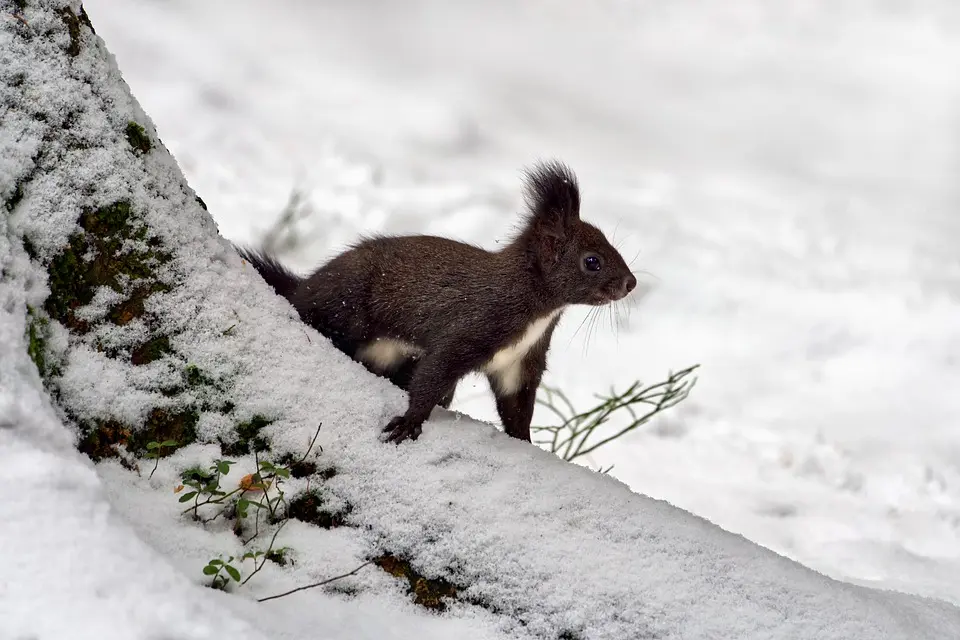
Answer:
[532, 364, 699, 466]
[256, 560, 375, 603]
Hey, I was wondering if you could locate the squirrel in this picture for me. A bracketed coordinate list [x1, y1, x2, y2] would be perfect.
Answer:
[236, 160, 637, 444]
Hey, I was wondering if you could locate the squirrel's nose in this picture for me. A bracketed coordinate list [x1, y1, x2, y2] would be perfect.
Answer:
[621, 274, 637, 296]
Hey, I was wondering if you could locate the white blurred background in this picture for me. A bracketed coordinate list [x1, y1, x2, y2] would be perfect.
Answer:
[85, 0, 960, 603]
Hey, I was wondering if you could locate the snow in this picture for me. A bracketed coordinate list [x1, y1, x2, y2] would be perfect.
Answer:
[77, 0, 960, 607]
[4, 0, 960, 638]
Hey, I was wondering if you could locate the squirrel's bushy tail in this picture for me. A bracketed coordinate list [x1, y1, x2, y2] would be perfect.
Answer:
[235, 245, 301, 300]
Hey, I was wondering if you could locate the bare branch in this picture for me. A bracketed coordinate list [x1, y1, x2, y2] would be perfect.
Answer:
[256, 560, 375, 603]
[534, 365, 699, 464]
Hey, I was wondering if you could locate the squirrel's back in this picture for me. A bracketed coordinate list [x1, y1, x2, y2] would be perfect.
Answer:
[292, 233, 534, 350]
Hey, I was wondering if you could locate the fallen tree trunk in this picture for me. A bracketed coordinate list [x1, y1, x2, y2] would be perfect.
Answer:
[2, 1, 960, 639]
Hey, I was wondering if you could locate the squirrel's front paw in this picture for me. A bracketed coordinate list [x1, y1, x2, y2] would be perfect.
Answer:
[380, 416, 423, 444]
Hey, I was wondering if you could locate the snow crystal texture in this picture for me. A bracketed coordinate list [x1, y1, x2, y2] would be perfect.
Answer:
[2, 1, 960, 639]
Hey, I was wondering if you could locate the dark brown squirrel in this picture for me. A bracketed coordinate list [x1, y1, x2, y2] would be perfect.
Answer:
[236, 161, 636, 444]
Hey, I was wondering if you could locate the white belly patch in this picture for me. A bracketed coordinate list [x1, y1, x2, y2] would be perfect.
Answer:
[483, 310, 561, 396]
[356, 338, 423, 373]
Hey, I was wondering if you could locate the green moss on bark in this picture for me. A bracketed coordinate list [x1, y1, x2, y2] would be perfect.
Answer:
[125, 122, 152, 155]
[221, 414, 273, 456]
[44, 200, 171, 333]
[133, 407, 198, 454]
[25, 306, 49, 376]
[108, 285, 157, 326]
[287, 489, 351, 529]
[130, 335, 171, 365]
[77, 419, 131, 462]
[184, 363, 216, 388]
[76, 407, 197, 462]
[37, 199, 200, 461]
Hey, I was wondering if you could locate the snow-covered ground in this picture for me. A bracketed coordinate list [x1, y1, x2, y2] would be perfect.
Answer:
[77, 0, 960, 606]
[5, 1, 960, 637]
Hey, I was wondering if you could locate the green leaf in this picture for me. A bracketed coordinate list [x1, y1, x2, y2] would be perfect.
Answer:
[275, 468, 291, 479]
[160, 439, 178, 447]
[241, 552, 257, 560]
[208, 558, 223, 566]
[224, 565, 241, 582]
[202, 564, 219, 575]
[178, 491, 198, 503]
[146, 442, 160, 450]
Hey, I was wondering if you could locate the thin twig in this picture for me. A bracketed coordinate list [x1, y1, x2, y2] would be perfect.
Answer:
[241, 499, 264, 546]
[298, 423, 323, 463]
[534, 365, 699, 463]
[240, 519, 287, 586]
[148, 456, 161, 480]
[5, 12, 30, 28]
[182, 485, 244, 516]
[256, 560, 375, 603]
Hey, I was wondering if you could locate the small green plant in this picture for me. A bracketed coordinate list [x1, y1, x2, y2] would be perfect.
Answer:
[201, 527, 291, 590]
[533, 364, 699, 470]
[178, 458, 237, 521]
[203, 556, 241, 591]
[176, 424, 323, 591]
[145, 439, 178, 479]
[238, 522, 287, 586]
[265, 546, 291, 566]
[236, 456, 292, 545]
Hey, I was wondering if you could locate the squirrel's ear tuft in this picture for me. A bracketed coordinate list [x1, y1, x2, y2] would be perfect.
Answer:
[522, 160, 581, 236]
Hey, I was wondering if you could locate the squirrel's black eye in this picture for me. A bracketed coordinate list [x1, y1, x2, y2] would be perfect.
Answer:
[582, 255, 602, 272]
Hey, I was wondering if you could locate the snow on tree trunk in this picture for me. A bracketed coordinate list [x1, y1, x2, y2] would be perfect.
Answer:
[3, 1, 960, 639]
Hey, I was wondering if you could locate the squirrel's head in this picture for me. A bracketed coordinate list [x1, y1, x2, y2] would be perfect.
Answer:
[520, 161, 636, 306]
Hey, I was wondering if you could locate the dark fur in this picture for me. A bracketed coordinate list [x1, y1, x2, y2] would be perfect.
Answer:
[237, 160, 635, 444]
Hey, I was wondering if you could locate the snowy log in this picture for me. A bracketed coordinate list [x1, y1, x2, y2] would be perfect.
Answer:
[2, 1, 960, 638]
